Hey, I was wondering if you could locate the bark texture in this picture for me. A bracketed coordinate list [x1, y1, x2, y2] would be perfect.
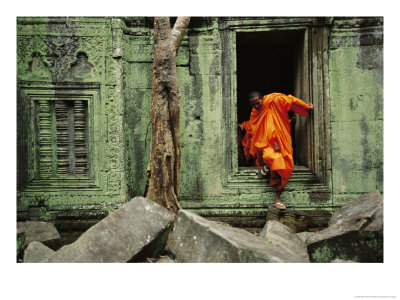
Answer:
[146, 17, 190, 214]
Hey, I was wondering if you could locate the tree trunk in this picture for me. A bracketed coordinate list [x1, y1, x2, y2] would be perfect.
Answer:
[145, 17, 190, 214]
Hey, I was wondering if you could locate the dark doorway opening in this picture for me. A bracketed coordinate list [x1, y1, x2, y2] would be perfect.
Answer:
[236, 30, 306, 167]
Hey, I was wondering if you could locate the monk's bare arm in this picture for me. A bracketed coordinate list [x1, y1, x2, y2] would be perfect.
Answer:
[273, 141, 281, 152]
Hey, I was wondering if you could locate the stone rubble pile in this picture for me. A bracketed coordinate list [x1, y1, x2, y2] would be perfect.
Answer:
[21, 190, 383, 263]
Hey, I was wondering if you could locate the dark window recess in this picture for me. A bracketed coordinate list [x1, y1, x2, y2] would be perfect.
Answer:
[35, 100, 89, 178]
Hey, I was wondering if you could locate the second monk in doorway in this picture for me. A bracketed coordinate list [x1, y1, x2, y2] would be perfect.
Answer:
[247, 91, 314, 209]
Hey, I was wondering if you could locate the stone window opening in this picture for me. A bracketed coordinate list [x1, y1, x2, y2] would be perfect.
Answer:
[34, 99, 89, 179]
[17, 86, 101, 191]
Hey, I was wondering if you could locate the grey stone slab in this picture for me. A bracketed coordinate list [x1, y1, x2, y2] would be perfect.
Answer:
[42, 197, 175, 263]
[328, 190, 383, 232]
[24, 241, 55, 263]
[169, 210, 309, 263]
[296, 231, 315, 244]
[304, 191, 383, 263]
[308, 230, 383, 263]
[259, 221, 309, 262]
[305, 190, 383, 246]
[17, 221, 61, 248]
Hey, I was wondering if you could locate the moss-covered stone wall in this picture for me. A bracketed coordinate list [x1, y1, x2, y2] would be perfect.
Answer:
[17, 17, 128, 221]
[328, 17, 383, 205]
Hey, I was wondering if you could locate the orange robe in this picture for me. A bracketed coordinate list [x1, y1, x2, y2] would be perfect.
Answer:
[240, 120, 252, 160]
[240, 120, 263, 166]
[250, 93, 312, 190]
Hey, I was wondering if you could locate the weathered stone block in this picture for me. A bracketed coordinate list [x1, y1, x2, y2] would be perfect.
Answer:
[124, 42, 153, 63]
[304, 190, 383, 262]
[126, 63, 152, 89]
[24, 241, 55, 263]
[189, 51, 221, 75]
[305, 190, 383, 245]
[124, 88, 152, 114]
[105, 57, 123, 86]
[176, 44, 189, 66]
[106, 115, 124, 144]
[296, 231, 315, 244]
[308, 230, 383, 263]
[259, 220, 309, 262]
[42, 197, 175, 262]
[331, 120, 383, 174]
[17, 221, 61, 249]
[330, 190, 383, 230]
[357, 46, 383, 70]
[329, 46, 383, 123]
[332, 168, 379, 194]
[170, 210, 309, 263]
[106, 86, 124, 116]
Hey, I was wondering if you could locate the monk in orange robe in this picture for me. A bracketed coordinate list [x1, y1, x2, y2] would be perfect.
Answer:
[248, 91, 314, 209]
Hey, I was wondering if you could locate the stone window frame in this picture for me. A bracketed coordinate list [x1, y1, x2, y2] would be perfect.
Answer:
[17, 83, 104, 191]
[220, 17, 332, 194]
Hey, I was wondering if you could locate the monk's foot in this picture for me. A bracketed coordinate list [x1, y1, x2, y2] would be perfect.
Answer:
[256, 165, 269, 179]
[272, 201, 286, 210]
[272, 190, 285, 209]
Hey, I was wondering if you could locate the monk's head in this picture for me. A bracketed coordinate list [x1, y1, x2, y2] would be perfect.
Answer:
[248, 91, 263, 111]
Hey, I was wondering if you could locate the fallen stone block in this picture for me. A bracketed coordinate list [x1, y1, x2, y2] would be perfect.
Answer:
[304, 191, 383, 262]
[24, 241, 55, 263]
[42, 197, 175, 263]
[328, 190, 383, 232]
[296, 231, 315, 244]
[308, 230, 383, 263]
[259, 220, 309, 262]
[302, 190, 383, 246]
[17, 221, 61, 249]
[169, 210, 308, 263]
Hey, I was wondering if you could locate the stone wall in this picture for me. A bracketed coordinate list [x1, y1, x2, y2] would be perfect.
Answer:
[17, 17, 383, 227]
[328, 17, 383, 205]
[17, 17, 128, 221]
